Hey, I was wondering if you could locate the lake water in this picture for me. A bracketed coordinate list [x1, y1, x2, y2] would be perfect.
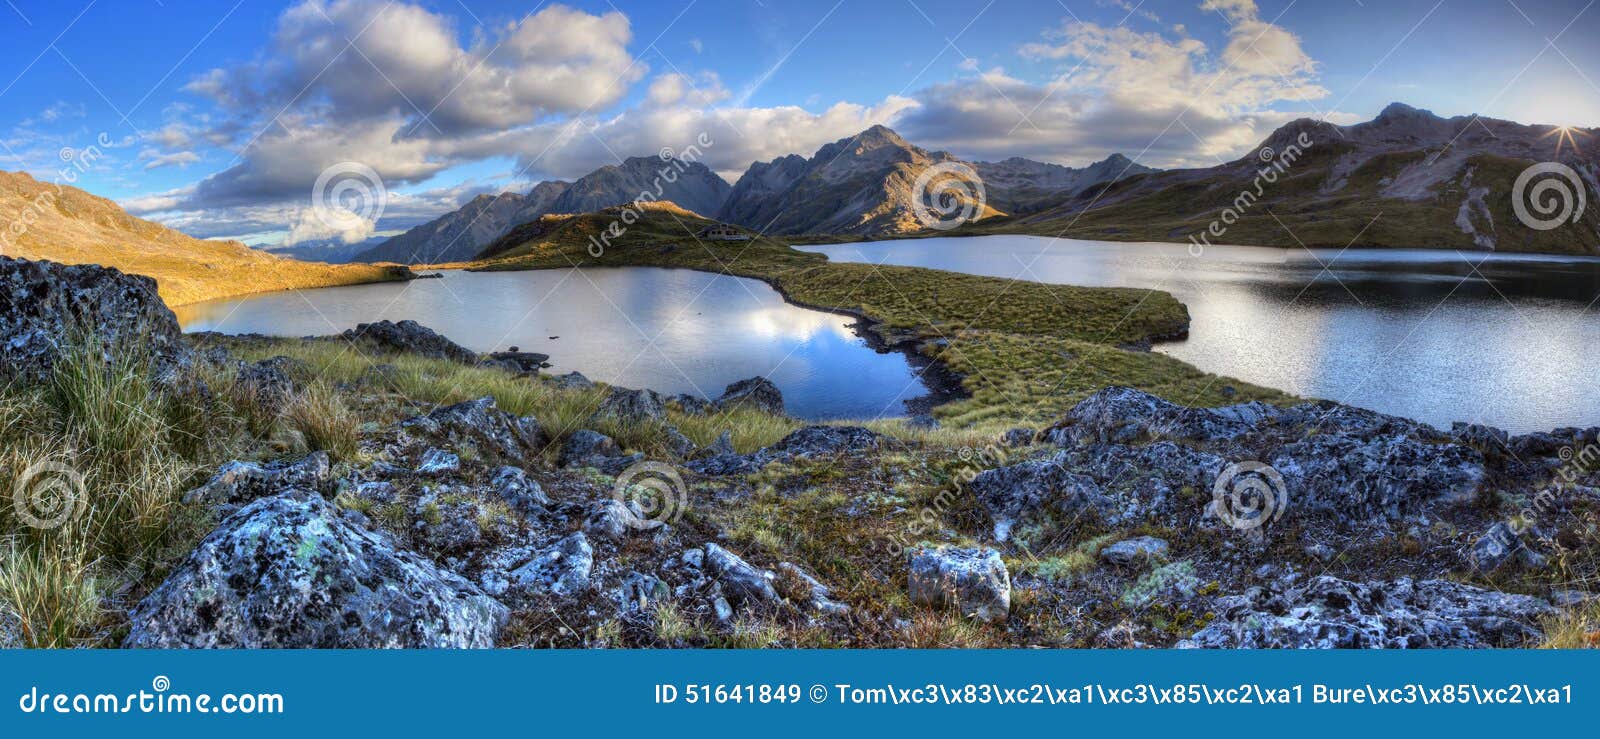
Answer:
[174, 268, 932, 420]
[801, 236, 1600, 433]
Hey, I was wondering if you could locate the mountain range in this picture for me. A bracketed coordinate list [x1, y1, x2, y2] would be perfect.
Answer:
[1004, 103, 1600, 253]
[358, 125, 1153, 264]
[0, 171, 409, 306]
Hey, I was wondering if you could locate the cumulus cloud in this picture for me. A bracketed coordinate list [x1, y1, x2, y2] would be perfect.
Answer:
[899, 0, 1338, 167]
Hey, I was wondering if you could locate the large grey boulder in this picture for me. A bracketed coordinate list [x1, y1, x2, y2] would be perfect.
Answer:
[1180, 575, 1555, 649]
[341, 319, 477, 364]
[398, 397, 544, 466]
[908, 546, 1011, 623]
[716, 376, 785, 415]
[507, 533, 594, 598]
[125, 491, 508, 648]
[0, 257, 188, 383]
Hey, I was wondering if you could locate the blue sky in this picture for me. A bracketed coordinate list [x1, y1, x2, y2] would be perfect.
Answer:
[1, 0, 1596, 246]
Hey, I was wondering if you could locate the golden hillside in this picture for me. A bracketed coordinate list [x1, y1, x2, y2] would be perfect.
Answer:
[0, 170, 411, 306]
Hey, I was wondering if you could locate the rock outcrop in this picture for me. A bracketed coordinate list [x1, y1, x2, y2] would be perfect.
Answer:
[716, 376, 785, 415]
[341, 320, 478, 364]
[125, 491, 509, 648]
[0, 257, 188, 382]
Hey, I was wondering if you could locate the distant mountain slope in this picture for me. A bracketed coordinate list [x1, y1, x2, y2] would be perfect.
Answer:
[973, 154, 1157, 214]
[718, 125, 1003, 236]
[472, 201, 713, 263]
[1005, 103, 1600, 255]
[0, 171, 410, 306]
[550, 156, 730, 217]
[353, 187, 563, 265]
[355, 155, 731, 266]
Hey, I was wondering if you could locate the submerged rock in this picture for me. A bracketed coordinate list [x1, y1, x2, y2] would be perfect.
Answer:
[907, 546, 1010, 623]
[125, 491, 508, 648]
[341, 319, 477, 364]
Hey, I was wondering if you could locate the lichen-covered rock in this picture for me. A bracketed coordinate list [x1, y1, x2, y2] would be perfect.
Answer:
[1181, 576, 1555, 649]
[767, 425, 880, 458]
[125, 490, 507, 648]
[415, 447, 461, 475]
[591, 386, 666, 423]
[507, 533, 594, 598]
[341, 319, 477, 364]
[0, 257, 188, 383]
[1269, 434, 1485, 523]
[584, 498, 659, 539]
[776, 562, 849, 615]
[1467, 522, 1523, 573]
[1043, 386, 1254, 447]
[561, 429, 621, 468]
[704, 543, 778, 605]
[236, 355, 309, 407]
[398, 397, 543, 466]
[1101, 536, 1170, 566]
[716, 376, 785, 415]
[670, 393, 714, 415]
[969, 454, 1107, 542]
[183, 451, 332, 507]
[490, 466, 549, 518]
[908, 546, 1010, 623]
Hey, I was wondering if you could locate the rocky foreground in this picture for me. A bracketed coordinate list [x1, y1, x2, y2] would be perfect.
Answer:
[4, 258, 1597, 648]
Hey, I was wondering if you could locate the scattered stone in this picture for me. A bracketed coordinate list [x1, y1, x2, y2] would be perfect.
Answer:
[350, 480, 398, 504]
[236, 355, 309, 407]
[768, 425, 880, 458]
[663, 426, 697, 458]
[1001, 428, 1036, 447]
[125, 491, 507, 648]
[341, 319, 477, 364]
[592, 386, 666, 423]
[490, 466, 549, 518]
[415, 447, 461, 476]
[704, 543, 779, 605]
[561, 429, 621, 468]
[907, 546, 1010, 623]
[618, 571, 670, 609]
[706, 430, 736, 457]
[1100, 536, 1170, 566]
[1304, 542, 1336, 563]
[716, 376, 785, 415]
[1467, 522, 1523, 572]
[399, 397, 543, 466]
[478, 351, 550, 375]
[777, 562, 850, 615]
[0, 257, 189, 383]
[184, 451, 332, 507]
[585, 498, 659, 540]
[549, 372, 594, 390]
[1181, 576, 1556, 649]
[507, 533, 594, 599]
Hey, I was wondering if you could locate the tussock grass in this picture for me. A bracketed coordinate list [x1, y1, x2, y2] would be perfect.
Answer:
[1539, 602, 1600, 649]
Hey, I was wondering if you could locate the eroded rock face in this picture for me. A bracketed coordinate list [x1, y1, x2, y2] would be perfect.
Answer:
[908, 546, 1010, 623]
[716, 376, 785, 416]
[1044, 386, 1254, 447]
[1269, 435, 1485, 523]
[125, 491, 508, 648]
[341, 319, 477, 364]
[1181, 576, 1555, 649]
[0, 257, 188, 383]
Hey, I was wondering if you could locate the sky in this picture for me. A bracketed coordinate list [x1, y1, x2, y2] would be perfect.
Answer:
[1, 0, 1597, 248]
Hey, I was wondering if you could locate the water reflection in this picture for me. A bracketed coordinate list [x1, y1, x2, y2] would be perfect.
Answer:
[801, 236, 1600, 432]
[175, 267, 929, 420]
